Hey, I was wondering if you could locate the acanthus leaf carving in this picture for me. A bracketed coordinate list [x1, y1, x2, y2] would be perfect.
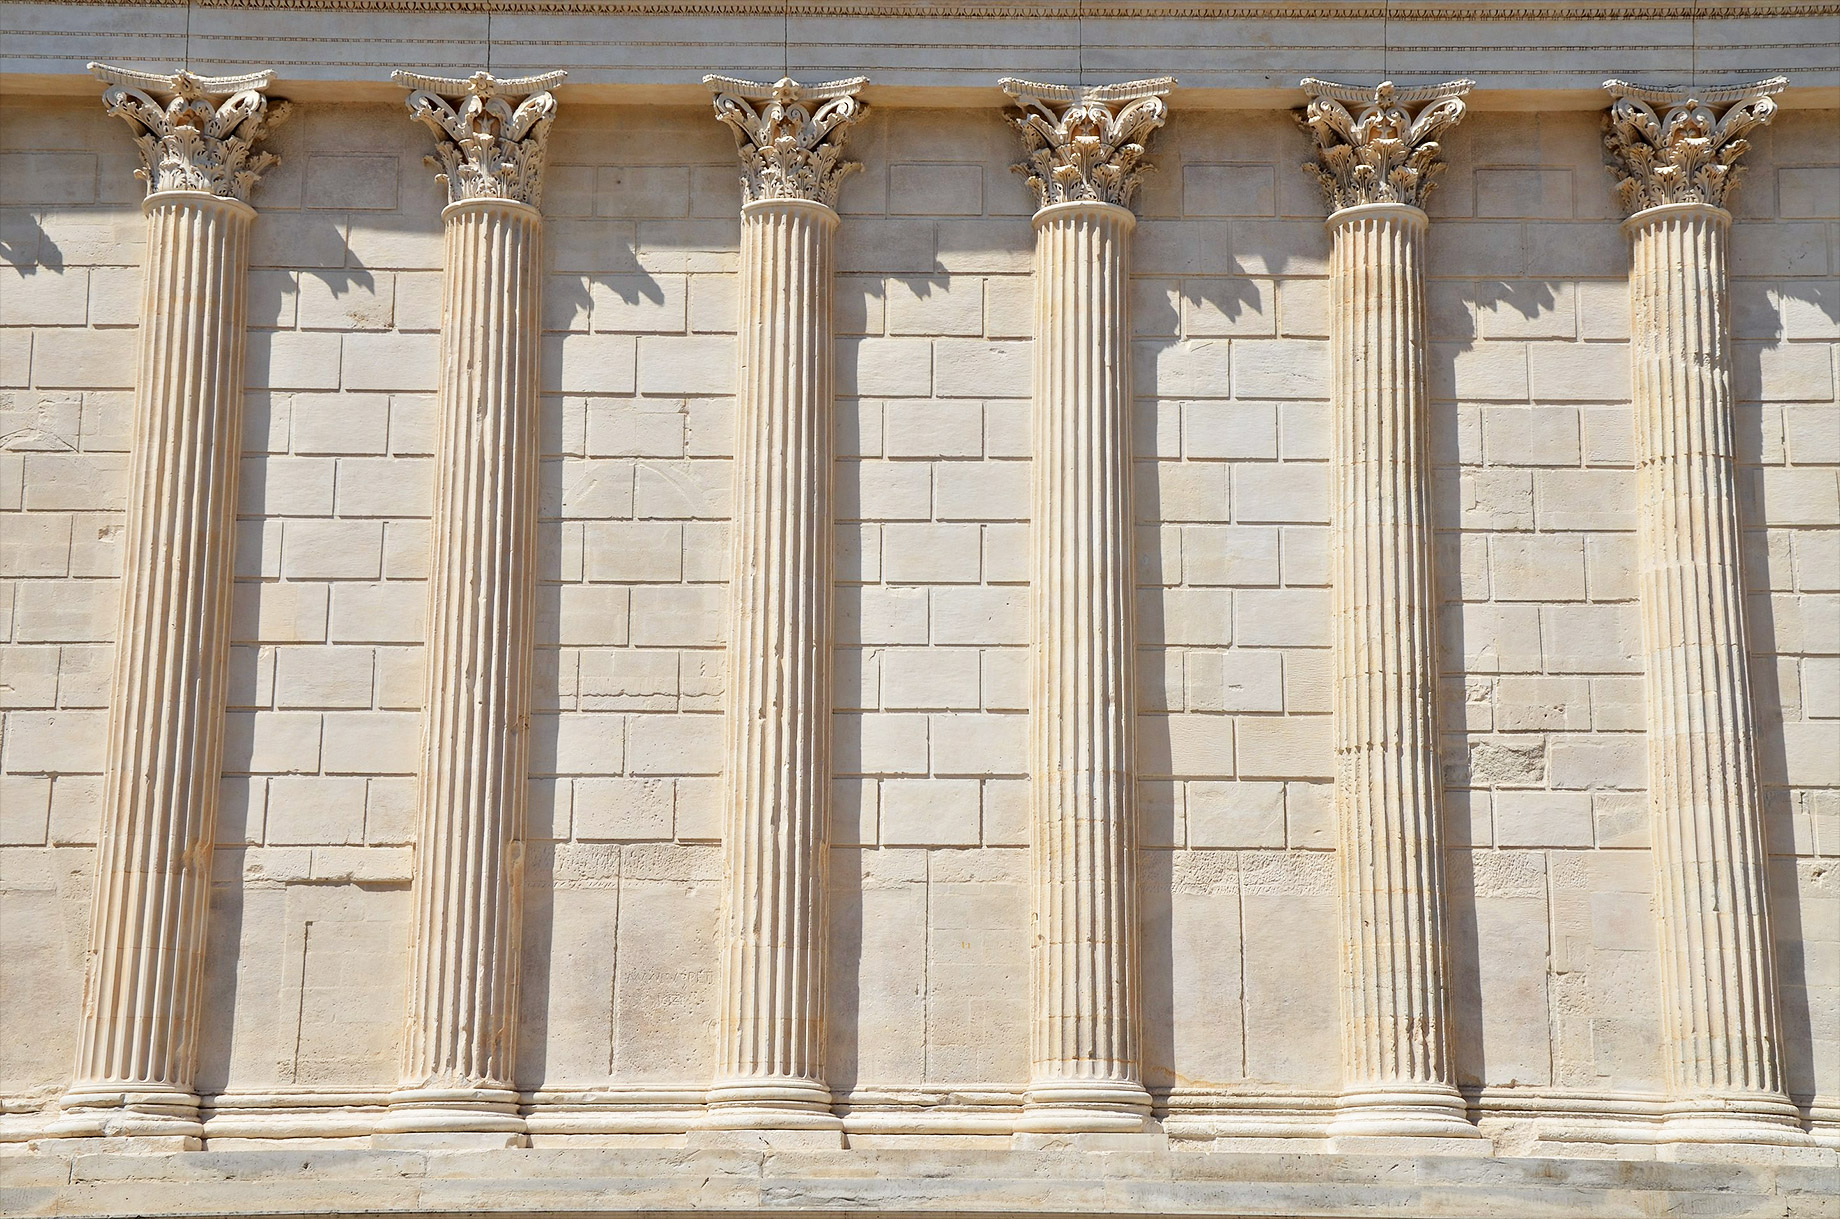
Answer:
[1298, 77, 1472, 212]
[90, 62, 289, 203]
[704, 75, 869, 209]
[1602, 77, 1786, 215]
[393, 69, 566, 207]
[999, 77, 1173, 211]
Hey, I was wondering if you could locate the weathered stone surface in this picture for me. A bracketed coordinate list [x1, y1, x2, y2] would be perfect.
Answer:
[0, 7, 1835, 1212]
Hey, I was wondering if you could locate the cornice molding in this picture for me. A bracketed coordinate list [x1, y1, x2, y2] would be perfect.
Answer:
[23, 0, 1840, 20]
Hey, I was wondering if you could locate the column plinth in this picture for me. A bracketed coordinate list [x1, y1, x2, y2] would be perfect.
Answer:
[703, 76, 865, 1135]
[58, 66, 285, 1142]
[1606, 75, 1802, 1145]
[1301, 79, 1480, 1143]
[382, 71, 561, 1141]
[1001, 78, 1172, 1134]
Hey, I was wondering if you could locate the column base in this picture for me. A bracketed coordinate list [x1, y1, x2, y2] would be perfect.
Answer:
[375, 1086, 526, 1145]
[48, 1083, 204, 1142]
[1661, 1094, 1810, 1148]
[1020, 1079, 1153, 1133]
[1328, 1084, 1481, 1142]
[704, 1077, 841, 1133]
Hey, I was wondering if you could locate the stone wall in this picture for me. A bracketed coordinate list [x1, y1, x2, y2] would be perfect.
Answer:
[0, 69, 1835, 1166]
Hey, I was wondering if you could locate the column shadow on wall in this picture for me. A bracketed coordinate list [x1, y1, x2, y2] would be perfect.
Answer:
[1131, 435, 1180, 1104]
[1730, 290, 1819, 1119]
[1424, 314, 1488, 1100]
[0, 215, 62, 274]
[826, 491, 868, 1097]
[517, 441, 572, 1093]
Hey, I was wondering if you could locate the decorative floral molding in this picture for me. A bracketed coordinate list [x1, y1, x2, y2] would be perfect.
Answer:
[1602, 78, 1786, 215]
[1298, 78, 1472, 212]
[89, 62, 289, 203]
[999, 77, 1174, 211]
[161, 0, 1840, 21]
[704, 75, 869, 209]
[393, 69, 566, 207]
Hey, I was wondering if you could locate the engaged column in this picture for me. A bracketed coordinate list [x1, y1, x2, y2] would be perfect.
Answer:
[57, 64, 287, 1144]
[1299, 78, 1482, 1142]
[1603, 77, 1806, 1146]
[703, 75, 867, 1136]
[1000, 76, 1171, 1134]
[379, 69, 563, 1143]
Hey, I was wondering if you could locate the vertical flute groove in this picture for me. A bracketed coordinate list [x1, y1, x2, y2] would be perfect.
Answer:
[1026, 201, 1151, 1129]
[1325, 203, 1472, 1137]
[710, 198, 840, 1125]
[66, 192, 254, 1135]
[388, 199, 542, 1134]
[1626, 202, 1797, 1140]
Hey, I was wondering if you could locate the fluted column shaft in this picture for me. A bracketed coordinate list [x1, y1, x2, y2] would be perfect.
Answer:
[1026, 200, 1150, 1132]
[709, 197, 839, 1128]
[386, 198, 543, 1135]
[1627, 202, 1796, 1140]
[1326, 202, 1471, 1138]
[62, 191, 254, 1137]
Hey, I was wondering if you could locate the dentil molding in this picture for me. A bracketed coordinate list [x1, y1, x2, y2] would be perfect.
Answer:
[1602, 77, 1788, 215]
[704, 75, 869, 209]
[1298, 77, 1472, 212]
[999, 77, 1174, 212]
[89, 62, 289, 202]
[393, 69, 566, 206]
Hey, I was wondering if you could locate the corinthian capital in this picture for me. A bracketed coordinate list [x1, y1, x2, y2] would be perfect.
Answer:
[1298, 78, 1472, 212]
[1602, 78, 1786, 216]
[89, 63, 289, 203]
[999, 77, 1173, 211]
[704, 75, 869, 209]
[393, 69, 566, 207]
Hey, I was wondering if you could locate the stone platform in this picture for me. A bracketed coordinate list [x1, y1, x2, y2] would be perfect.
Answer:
[4, 1145, 1837, 1218]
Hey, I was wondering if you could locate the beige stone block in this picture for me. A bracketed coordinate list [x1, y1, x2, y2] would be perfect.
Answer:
[881, 777, 979, 846]
[1235, 715, 1331, 780]
[264, 775, 367, 846]
[929, 712, 1027, 776]
[1187, 780, 1285, 848]
[1236, 588, 1331, 647]
[1, 710, 104, 777]
[627, 713, 721, 776]
[224, 710, 321, 775]
[1233, 462, 1328, 524]
[320, 711, 418, 775]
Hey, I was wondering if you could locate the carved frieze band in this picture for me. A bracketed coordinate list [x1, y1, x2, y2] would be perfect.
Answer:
[394, 69, 566, 206]
[999, 77, 1173, 211]
[705, 75, 869, 209]
[1298, 78, 1471, 212]
[90, 62, 289, 202]
[1603, 77, 1787, 215]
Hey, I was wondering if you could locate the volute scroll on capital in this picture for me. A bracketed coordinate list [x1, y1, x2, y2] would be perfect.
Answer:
[1602, 77, 1787, 217]
[1298, 77, 1473, 213]
[704, 75, 870, 210]
[393, 69, 566, 208]
[89, 62, 290, 203]
[1000, 77, 1174, 212]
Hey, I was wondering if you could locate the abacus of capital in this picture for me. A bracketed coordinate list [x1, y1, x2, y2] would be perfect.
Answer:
[7, 15, 1834, 1210]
